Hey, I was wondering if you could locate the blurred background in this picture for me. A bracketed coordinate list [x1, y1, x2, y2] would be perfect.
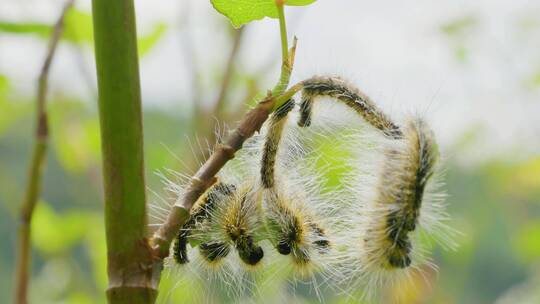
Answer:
[1, 0, 539, 303]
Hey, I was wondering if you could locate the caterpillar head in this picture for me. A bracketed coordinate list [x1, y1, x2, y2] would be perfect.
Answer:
[262, 189, 331, 277]
[221, 183, 265, 267]
[173, 181, 237, 266]
[175, 181, 267, 269]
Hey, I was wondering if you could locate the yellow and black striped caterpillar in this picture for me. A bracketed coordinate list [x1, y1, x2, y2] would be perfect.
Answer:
[174, 180, 265, 267]
[299, 76, 402, 139]
[264, 191, 330, 265]
[221, 183, 265, 266]
[367, 117, 439, 270]
[260, 99, 331, 269]
[260, 99, 295, 189]
[173, 181, 236, 264]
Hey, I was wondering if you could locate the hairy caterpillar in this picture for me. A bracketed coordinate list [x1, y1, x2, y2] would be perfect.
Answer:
[221, 183, 265, 266]
[256, 97, 342, 300]
[174, 180, 267, 268]
[260, 100, 331, 263]
[339, 115, 454, 300]
[367, 117, 439, 270]
[261, 98, 295, 188]
[264, 190, 330, 266]
[173, 181, 236, 264]
[299, 76, 402, 139]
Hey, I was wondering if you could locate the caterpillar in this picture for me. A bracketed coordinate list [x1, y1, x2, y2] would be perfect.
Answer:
[264, 190, 330, 267]
[259, 98, 333, 280]
[173, 181, 236, 264]
[261, 98, 295, 188]
[221, 183, 265, 266]
[299, 76, 402, 139]
[368, 117, 439, 270]
[174, 180, 266, 268]
[339, 115, 455, 301]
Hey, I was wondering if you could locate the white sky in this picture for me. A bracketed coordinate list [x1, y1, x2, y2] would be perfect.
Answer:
[1, 0, 540, 163]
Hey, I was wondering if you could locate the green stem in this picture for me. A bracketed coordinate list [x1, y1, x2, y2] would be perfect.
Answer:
[272, 2, 291, 97]
[91, 0, 156, 302]
[277, 4, 288, 67]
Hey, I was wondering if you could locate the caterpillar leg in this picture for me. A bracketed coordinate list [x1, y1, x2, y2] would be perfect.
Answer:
[264, 191, 330, 268]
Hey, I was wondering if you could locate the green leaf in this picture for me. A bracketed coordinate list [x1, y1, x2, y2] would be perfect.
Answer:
[0, 9, 95, 44]
[0, 74, 8, 94]
[138, 23, 168, 57]
[0, 79, 32, 136]
[49, 100, 101, 173]
[211, 0, 316, 28]
[0, 9, 166, 56]
[0, 21, 51, 37]
[63, 8, 94, 44]
[514, 221, 540, 262]
[31, 202, 91, 255]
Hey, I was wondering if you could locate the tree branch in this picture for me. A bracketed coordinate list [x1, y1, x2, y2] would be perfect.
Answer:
[149, 3, 297, 260]
[14, 1, 74, 303]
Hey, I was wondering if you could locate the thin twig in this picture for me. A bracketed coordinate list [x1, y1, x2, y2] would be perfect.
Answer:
[14, 1, 74, 303]
[149, 3, 297, 259]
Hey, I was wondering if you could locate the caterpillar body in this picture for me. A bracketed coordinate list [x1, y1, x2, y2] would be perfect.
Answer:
[221, 183, 265, 266]
[174, 180, 266, 267]
[260, 99, 333, 274]
[367, 117, 439, 270]
[289, 76, 453, 299]
[173, 181, 236, 265]
[341, 115, 454, 300]
[264, 190, 331, 265]
[261, 98, 295, 188]
[299, 76, 402, 139]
